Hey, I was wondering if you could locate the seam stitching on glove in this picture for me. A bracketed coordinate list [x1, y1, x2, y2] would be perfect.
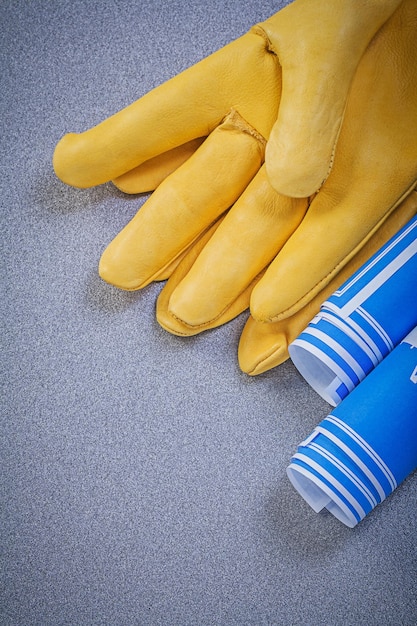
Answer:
[167, 307, 229, 330]
[315, 100, 348, 193]
[250, 24, 278, 56]
[244, 331, 290, 374]
[221, 108, 267, 150]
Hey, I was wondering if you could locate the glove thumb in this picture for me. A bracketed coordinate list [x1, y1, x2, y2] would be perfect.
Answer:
[258, 0, 403, 197]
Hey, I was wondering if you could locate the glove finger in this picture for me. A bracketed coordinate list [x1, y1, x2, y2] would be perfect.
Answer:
[156, 216, 264, 336]
[252, 182, 417, 323]
[164, 166, 308, 328]
[262, 0, 403, 196]
[99, 110, 265, 290]
[53, 30, 281, 188]
[240, 189, 417, 375]
[112, 137, 206, 194]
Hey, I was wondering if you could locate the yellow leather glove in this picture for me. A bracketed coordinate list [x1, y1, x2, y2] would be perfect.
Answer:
[53, 0, 407, 296]
[154, 0, 417, 333]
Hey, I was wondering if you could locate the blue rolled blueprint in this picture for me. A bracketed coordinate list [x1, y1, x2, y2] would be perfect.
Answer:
[289, 215, 417, 406]
[287, 328, 417, 528]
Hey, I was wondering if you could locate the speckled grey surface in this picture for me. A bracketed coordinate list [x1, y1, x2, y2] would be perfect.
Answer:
[1, 1, 416, 625]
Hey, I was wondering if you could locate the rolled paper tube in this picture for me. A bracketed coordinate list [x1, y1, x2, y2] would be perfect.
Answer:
[289, 215, 417, 406]
[287, 327, 417, 528]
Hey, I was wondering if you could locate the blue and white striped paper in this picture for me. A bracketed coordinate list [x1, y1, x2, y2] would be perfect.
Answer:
[287, 328, 417, 527]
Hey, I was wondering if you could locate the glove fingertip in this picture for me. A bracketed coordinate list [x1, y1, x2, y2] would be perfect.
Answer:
[265, 133, 329, 198]
[238, 317, 290, 375]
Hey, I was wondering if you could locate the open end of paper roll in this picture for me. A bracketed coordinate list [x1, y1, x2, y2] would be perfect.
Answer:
[288, 342, 347, 407]
[286, 465, 358, 528]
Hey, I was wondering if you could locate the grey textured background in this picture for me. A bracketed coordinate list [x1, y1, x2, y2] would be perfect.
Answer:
[1, 1, 416, 624]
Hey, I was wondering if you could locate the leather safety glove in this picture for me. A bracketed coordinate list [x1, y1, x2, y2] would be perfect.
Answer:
[53, 0, 405, 293]
[154, 0, 417, 333]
